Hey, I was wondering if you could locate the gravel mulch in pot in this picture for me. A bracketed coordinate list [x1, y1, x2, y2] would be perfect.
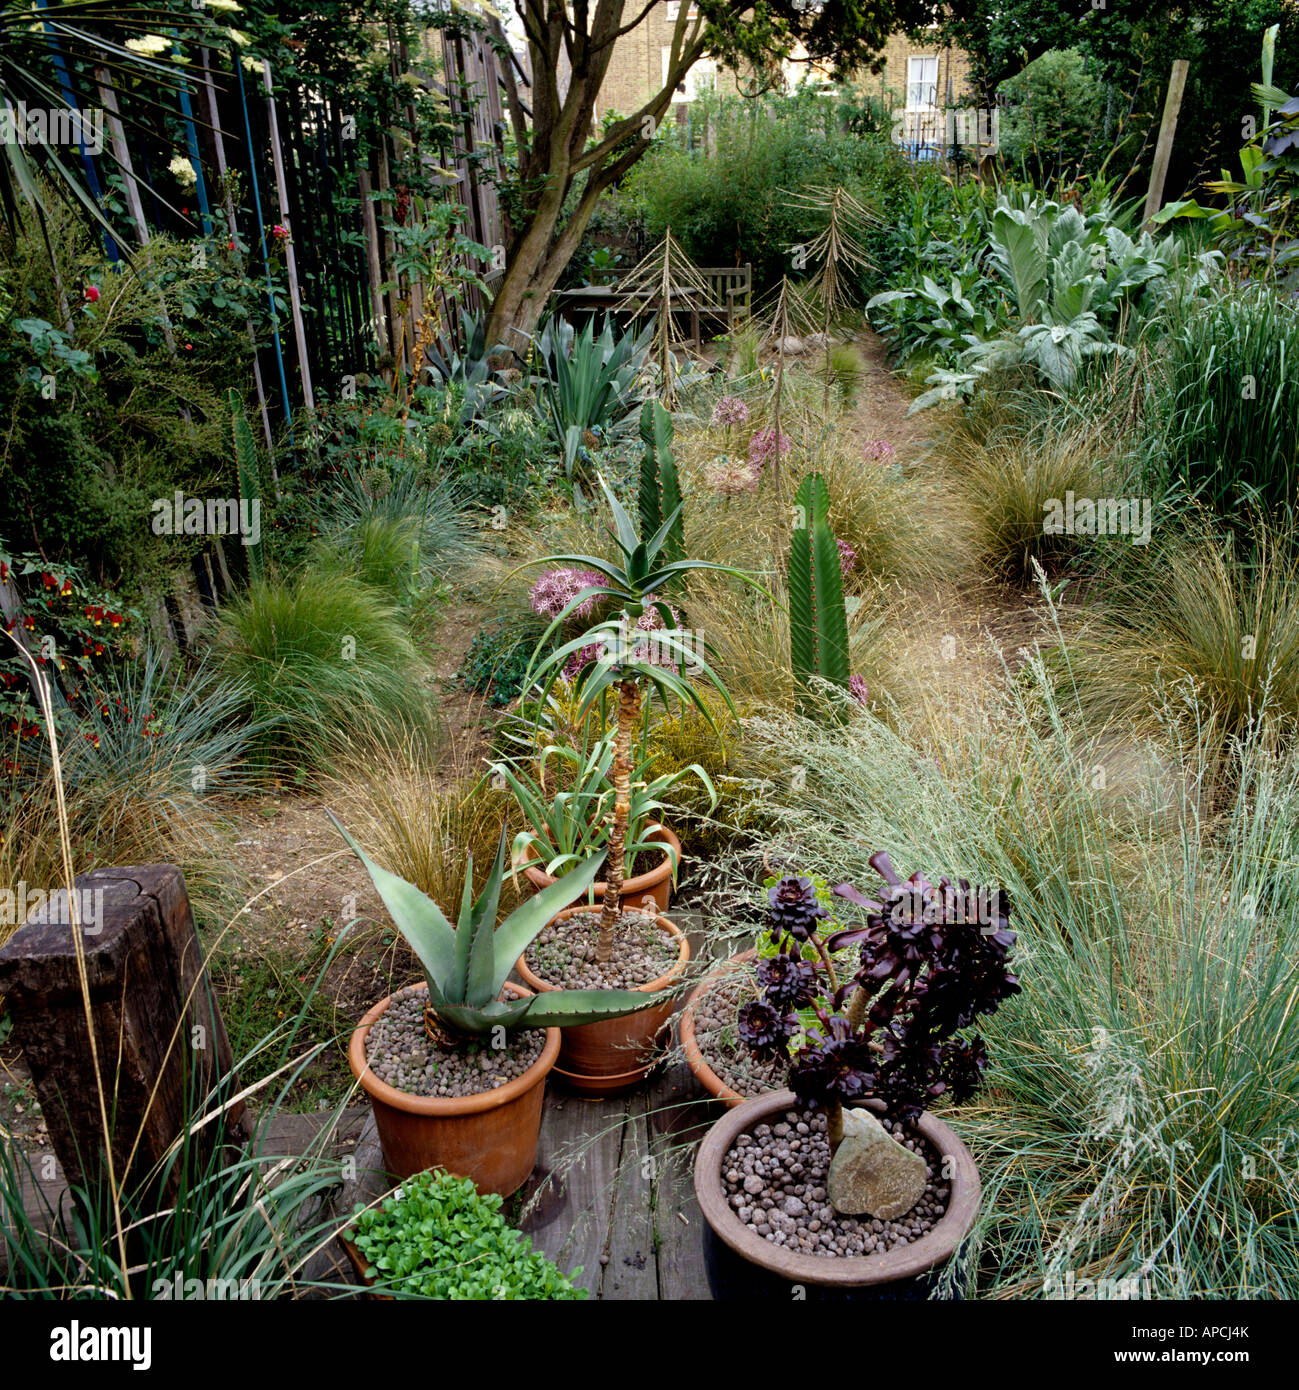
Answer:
[693, 970, 788, 1098]
[721, 1108, 950, 1258]
[529, 910, 677, 989]
[364, 986, 546, 1098]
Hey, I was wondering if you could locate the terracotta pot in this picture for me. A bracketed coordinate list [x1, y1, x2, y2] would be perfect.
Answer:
[516, 906, 689, 1094]
[678, 949, 760, 1107]
[520, 823, 682, 915]
[694, 1089, 980, 1297]
[348, 982, 558, 1198]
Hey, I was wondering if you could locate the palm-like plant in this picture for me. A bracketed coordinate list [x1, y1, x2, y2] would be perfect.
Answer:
[518, 476, 757, 963]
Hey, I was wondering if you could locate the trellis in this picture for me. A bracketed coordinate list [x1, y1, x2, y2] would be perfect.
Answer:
[30, 11, 508, 445]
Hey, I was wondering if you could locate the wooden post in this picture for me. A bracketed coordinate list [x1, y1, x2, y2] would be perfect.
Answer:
[1144, 59, 1191, 228]
[200, 44, 277, 462]
[0, 865, 246, 1206]
[262, 59, 315, 415]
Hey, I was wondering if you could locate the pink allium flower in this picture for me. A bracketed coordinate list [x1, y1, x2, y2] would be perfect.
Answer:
[747, 427, 792, 471]
[862, 439, 896, 464]
[529, 567, 604, 621]
[704, 453, 759, 496]
[849, 674, 869, 706]
[561, 641, 605, 684]
[711, 395, 751, 428]
[837, 538, 857, 577]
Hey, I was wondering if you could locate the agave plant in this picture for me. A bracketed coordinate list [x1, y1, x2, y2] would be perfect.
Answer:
[518, 475, 758, 963]
[329, 814, 656, 1038]
[529, 315, 652, 494]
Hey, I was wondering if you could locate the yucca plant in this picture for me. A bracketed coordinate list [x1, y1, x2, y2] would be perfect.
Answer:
[329, 815, 656, 1038]
[789, 471, 850, 713]
[519, 476, 758, 962]
[491, 726, 715, 881]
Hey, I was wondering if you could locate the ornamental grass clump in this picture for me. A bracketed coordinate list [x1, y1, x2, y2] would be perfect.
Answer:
[740, 862, 1019, 1150]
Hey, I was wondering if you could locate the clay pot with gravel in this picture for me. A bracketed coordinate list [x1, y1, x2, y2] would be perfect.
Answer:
[679, 949, 784, 1106]
[332, 813, 663, 1196]
[516, 905, 691, 1096]
[520, 823, 682, 915]
[687, 857, 1021, 1295]
[694, 1089, 980, 1298]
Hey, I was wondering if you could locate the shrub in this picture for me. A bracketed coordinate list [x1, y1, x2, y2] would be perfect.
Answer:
[350, 1169, 586, 1299]
[625, 87, 904, 292]
[460, 612, 552, 708]
[997, 49, 1108, 186]
[211, 567, 438, 778]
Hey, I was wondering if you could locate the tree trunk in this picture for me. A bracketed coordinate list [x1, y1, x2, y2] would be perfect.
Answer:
[596, 676, 640, 962]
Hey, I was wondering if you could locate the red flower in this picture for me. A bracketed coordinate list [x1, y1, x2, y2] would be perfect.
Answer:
[84, 285, 101, 303]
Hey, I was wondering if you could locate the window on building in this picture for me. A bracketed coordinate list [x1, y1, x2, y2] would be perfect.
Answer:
[906, 55, 938, 110]
[665, 2, 699, 20]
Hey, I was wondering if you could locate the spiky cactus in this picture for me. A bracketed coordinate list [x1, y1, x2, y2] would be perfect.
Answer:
[789, 471, 850, 714]
[637, 399, 684, 575]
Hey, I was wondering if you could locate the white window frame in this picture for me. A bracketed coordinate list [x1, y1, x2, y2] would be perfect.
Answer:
[905, 55, 939, 112]
[665, 2, 699, 20]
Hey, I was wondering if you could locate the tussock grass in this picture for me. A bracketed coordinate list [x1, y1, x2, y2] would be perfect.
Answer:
[211, 567, 439, 780]
[318, 732, 518, 922]
[1061, 520, 1299, 753]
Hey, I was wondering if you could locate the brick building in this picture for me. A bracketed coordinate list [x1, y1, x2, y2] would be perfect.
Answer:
[587, 3, 971, 145]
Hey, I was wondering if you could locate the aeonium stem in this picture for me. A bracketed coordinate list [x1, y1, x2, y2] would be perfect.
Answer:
[826, 1099, 844, 1152]
[595, 676, 640, 963]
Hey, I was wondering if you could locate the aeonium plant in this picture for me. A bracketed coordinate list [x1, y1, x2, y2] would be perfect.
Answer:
[739, 852, 1021, 1148]
[329, 814, 658, 1049]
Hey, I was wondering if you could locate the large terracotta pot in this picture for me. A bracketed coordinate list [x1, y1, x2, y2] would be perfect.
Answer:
[520, 824, 682, 915]
[516, 905, 690, 1097]
[348, 982, 558, 1198]
[694, 1089, 980, 1299]
[678, 949, 760, 1107]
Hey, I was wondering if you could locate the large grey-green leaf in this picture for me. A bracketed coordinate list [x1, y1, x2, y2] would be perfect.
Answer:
[489, 850, 607, 997]
[328, 811, 455, 989]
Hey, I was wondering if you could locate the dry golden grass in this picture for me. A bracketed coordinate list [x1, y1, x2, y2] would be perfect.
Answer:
[318, 732, 521, 923]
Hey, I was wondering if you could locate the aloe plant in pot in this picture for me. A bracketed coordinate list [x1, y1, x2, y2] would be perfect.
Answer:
[330, 814, 658, 1195]
[492, 719, 716, 914]
[694, 854, 1020, 1297]
[511, 473, 757, 1093]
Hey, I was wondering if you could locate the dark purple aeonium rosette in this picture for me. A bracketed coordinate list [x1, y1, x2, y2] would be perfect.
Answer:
[737, 998, 798, 1058]
[766, 875, 826, 943]
[738, 849, 1020, 1140]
